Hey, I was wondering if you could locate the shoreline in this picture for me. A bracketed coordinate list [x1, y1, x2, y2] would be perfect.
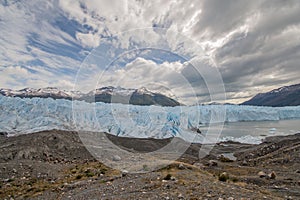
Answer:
[2, 127, 299, 145]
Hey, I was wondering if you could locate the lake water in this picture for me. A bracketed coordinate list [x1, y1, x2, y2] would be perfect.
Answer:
[197, 119, 300, 144]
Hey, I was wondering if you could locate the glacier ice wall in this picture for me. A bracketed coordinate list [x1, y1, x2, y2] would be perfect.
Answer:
[0, 95, 300, 141]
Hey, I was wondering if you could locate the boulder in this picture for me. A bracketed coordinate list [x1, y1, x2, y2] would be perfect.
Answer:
[268, 171, 276, 179]
[208, 160, 218, 167]
[219, 172, 229, 182]
[112, 155, 121, 161]
[258, 171, 267, 178]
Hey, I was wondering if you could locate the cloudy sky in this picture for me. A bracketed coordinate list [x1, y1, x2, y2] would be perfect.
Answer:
[0, 0, 300, 104]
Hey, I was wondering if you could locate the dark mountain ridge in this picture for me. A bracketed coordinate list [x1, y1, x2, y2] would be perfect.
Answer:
[242, 83, 300, 107]
[0, 86, 181, 107]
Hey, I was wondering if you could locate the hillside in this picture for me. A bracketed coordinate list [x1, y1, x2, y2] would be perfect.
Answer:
[242, 83, 300, 106]
[79, 86, 181, 106]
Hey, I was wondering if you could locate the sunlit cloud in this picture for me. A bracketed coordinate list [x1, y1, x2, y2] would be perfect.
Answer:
[0, 0, 299, 104]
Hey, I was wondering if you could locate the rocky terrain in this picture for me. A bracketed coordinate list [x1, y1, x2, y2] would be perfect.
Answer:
[0, 130, 299, 199]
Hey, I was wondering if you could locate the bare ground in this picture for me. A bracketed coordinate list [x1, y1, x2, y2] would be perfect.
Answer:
[0, 130, 299, 199]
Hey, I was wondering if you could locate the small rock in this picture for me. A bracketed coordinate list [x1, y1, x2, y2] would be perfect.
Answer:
[193, 162, 204, 168]
[170, 176, 176, 181]
[228, 197, 234, 200]
[112, 155, 121, 161]
[268, 171, 276, 179]
[163, 174, 172, 180]
[3, 178, 10, 182]
[121, 170, 128, 177]
[178, 193, 184, 199]
[12, 168, 17, 173]
[106, 181, 112, 185]
[241, 160, 248, 166]
[178, 163, 185, 170]
[258, 171, 267, 178]
[218, 153, 236, 162]
[219, 172, 229, 182]
[209, 160, 218, 166]
[295, 169, 300, 173]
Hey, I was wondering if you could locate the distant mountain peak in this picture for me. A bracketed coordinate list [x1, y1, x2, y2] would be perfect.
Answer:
[137, 86, 148, 91]
[242, 83, 300, 107]
[19, 87, 32, 92]
[0, 86, 181, 107]
[83, 86, 180, 106]
[97, 86, 117, 90]
[136, 87, 153, 95]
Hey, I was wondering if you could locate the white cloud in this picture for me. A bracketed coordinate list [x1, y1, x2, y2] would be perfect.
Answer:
[0, 65, 75, 90]
[0, 66, 31, 89]
[78, 57, 201, 104]
[1, 0, 300, 103]
[0, 0, 81, 70]
[76, 32, 101, 48]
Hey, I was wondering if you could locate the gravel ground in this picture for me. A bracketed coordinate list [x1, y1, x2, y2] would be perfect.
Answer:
[0, 130, 299, 199]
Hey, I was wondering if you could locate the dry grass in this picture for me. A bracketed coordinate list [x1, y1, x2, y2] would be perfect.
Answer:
[0, 161, 120, 199]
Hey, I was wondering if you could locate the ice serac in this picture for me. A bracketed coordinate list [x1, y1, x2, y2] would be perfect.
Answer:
[0, 95, 300, 141]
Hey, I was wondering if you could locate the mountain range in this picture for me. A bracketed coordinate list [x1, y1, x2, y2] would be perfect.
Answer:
[0, 86, 181, 107]
[242, 83, 300, 107]
[1, 83, 299, 107]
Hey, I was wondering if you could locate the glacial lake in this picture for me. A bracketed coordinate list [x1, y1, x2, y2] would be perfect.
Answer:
[199, 119, 300, 144]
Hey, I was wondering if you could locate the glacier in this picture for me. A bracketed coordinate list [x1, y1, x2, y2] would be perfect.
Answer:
[0, 95, 300, 143]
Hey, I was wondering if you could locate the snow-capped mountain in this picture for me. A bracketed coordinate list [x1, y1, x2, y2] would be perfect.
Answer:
[199, 102, 236, 106]
[0, 87, 83, 100]
[242, 83, 300, 107]
[80, 86, 181, 106]
[0, 86, 181, 107]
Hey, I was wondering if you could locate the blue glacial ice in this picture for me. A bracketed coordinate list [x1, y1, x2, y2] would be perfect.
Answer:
[0, 95, 300, 143]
